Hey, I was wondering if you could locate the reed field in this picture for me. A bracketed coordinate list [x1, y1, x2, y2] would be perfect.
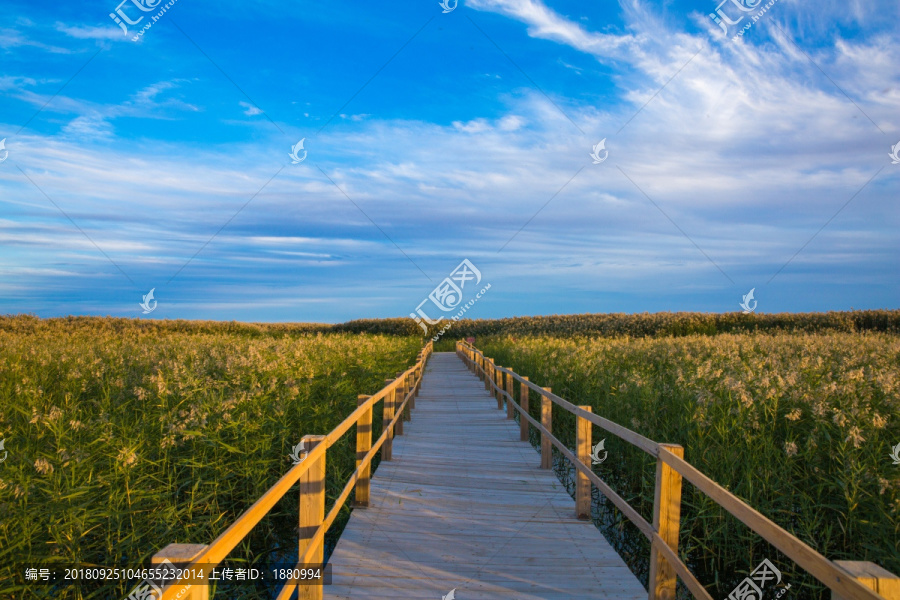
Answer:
[473, 331, 900, 600]
[2, 313, 898, 600]
[0, 316, 423, 599]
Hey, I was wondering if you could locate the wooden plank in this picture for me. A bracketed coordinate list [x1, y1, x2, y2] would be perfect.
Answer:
[540, 387, 552, 469]
[505, 370, 515, 419]
[353, 395, 372, 508]
[396, 372, 408, 430]
[575, 406, 592, 520]
[153, 544, 209, 600]
[298, 435, 326, 600]
[834, 561, 900, 600]
[520, 376, 530, 442]
[382, 379, 394, 461]
[649, 443, 684, 600]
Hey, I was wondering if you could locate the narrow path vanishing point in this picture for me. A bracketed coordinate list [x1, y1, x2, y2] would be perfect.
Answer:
[325, 352, 646, 600]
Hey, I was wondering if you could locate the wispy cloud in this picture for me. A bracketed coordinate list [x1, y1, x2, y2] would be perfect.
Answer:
[56, 23, 128, 41]
[239, 101, 263, 116]
[0, 26, 71, 53]
[467, 0, 638, 59]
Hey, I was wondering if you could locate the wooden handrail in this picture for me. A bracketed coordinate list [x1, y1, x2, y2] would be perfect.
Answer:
[477, 343, 658, 455]
[158, 341, 434, 600]
[455, 340, 891, 600]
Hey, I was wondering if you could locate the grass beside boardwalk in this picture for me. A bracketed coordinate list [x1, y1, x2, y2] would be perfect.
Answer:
[0, 316, 422, 600]
[476, 332, 900, 600]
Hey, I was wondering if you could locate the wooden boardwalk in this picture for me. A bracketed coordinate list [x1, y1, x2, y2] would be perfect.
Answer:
[326, 352, 646, 600]
[153, 342, 895, 600]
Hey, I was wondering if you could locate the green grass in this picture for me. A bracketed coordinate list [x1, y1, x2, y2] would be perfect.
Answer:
[0, 316, 423, 599]
[475, 332, 900, 600]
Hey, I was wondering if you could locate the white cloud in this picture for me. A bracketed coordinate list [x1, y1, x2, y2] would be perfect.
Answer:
[0, 26, 71, 53]
[62, 113, 115, 138]
[56, 23, 128, 41]
[239, 101, 264, 116]
[0, 75, 37, 91]
[467, 0, 638, 60]
[499, 115, 525, 131]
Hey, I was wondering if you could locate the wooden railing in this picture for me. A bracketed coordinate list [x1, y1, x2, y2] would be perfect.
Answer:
[456, 340, 898, 600]
[152, 341, 434, 600]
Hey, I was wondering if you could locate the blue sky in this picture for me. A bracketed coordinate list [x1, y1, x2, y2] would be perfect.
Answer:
[1, 0, 897, 322]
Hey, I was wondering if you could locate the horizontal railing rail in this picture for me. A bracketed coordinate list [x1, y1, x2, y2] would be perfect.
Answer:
[154, 341, 433, 600]
[456, 340, 895, 600]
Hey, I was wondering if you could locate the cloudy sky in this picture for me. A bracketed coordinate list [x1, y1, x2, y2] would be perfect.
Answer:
[1, 0, 897, 322]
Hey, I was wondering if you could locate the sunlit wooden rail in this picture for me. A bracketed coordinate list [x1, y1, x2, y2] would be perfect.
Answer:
[456, 340, 898, 600]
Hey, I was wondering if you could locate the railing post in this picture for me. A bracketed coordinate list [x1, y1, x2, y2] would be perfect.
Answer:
[382, 379, 394, 460]
[520, 376, 530, 441]
[395, 373, 405, 435]
[152, 544, 208, 600]
[833, 562, 900, 600]
[353, 395, 372, 508]
[415, 355, 424, 395]
[408, 370, 416, 411]
[298, 434, 326, 600]
[576, 406, 592, 520]
[540, 387, 552, 469]
[404, 371, 413, 418]
[490, 359, 495, 393]
[649, 443, 684, 600]
[494, 366, 503, 409]
[505, 370, 515, 419]
[484, 358, 492, 391]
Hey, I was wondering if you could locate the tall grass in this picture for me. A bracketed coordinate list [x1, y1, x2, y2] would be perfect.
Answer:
[477, 332, 900, 600]
[0, 316, 422, 599]
[341, 309, 900, 338]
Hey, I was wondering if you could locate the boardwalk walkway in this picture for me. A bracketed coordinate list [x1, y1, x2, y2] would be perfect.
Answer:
[326, 352, 646, 600]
